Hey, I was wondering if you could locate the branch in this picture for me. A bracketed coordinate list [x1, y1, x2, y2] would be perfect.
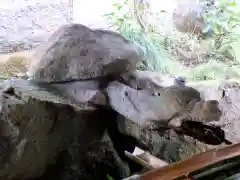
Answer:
[133, 0, 146, 31]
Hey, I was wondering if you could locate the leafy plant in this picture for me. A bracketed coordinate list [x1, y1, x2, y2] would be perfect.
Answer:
[201, 0, 240, 59]
[103, 0, 240, 82]
[106, 174, 115, 180]
[103, 0, 173, 74]
[201, 0, 240, 35]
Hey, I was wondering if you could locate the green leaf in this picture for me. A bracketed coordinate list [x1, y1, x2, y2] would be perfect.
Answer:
[104, 12, 114, 16]
[160, 9, 167, 13]
[106, 174, 115, 180]
[213, 24, 221, 34]
[112, 3, 120, 7]
[231, 1, 237, 6]
[116, 18, 124, 23]
[112, 3, 123, 10]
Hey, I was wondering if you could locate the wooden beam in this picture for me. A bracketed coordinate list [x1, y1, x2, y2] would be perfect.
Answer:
[140, 143, 240, 180]
[124, 147, 169, 171]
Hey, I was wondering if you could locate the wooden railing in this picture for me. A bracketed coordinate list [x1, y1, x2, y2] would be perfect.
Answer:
[140, 143, 240, 180]
[124, 129, 240, 180]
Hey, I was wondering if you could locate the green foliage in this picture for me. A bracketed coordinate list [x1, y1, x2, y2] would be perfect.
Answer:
[103, 0, 240, 82]
[201, 0, 240, 59]
[103, 0, 172, 74]
[201, 0, 240, 35]
[106, 174, 115, 180]
[104, 1, 137, 32]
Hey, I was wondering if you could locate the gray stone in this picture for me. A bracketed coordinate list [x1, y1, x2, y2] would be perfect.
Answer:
[117, 116, 183, 163]
[0, 78, 129, 180]
[106, 79, 221, 129]
[110, 71, 223, 162]
[27, 24, 141, 83]
[120, 70, 167, 92]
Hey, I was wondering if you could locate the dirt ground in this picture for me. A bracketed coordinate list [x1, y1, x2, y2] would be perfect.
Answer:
[0, 51, 33, 78]
[0, 51, 33, 64]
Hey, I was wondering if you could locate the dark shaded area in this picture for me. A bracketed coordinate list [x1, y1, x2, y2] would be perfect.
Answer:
[104, 107, 147, 173]
[174, 121, 226, 145]
[192, 156, 240, 180]
[28, 108, 147, 180]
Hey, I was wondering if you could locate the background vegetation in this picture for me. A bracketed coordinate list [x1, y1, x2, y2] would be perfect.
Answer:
[103, 0, 240, 82]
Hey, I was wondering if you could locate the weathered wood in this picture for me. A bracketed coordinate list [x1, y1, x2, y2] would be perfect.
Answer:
[124, 147, 169, 171]
[140, 143, 240, 180]
[193, 158, 240, 179]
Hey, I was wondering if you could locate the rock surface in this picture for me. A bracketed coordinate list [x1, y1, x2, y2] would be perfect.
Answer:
[27, 24, 141, 83]
[114, 70, 224, 161]
[125, 71, 240, 141]
[106, 81, 174, 127]
[120, 70, 169, 92]
[41, 79, 108, 106]
[0, 0, 71, 53]
[194, 80, 240, 140]
[116, 115, 184, 163]
[0, 73, 227, 180]
[115, 71, 221, 126]
[0, 78, 129, 180]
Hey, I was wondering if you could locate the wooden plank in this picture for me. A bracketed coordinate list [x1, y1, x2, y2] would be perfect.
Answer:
[124, 147, 169, 171]
[140, 143, 240, 180]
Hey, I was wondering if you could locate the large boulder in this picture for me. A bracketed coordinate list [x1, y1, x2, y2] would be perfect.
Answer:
[122, 71, 240, 145]
[0, 78, 129, 180]
[116, 115, 185, 163]
[116, 72, 221, 126]
[0, 71, 228, 180]
[27, 24, 142, 84]
[112, 71, 224, 160]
